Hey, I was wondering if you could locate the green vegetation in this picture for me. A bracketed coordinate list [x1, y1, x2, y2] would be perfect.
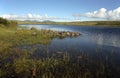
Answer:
[1, 43, 120, 78]
[0, 17, 17, 27]
[65, 21, 120, 27]
[18, 20, 120, 27]
[0, 18, 120, 78]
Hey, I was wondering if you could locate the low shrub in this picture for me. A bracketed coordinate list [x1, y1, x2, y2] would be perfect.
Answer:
[0, 17, 17, 27]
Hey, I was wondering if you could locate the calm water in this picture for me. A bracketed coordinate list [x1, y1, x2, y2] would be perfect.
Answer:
[20, 25, 120, 50]
[19, 25, 120, 59]
[19, 25, 120, 76]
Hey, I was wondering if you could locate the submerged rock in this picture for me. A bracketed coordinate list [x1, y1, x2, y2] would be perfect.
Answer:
[66, 32, 71, 36]
[56, 31, 81, 38]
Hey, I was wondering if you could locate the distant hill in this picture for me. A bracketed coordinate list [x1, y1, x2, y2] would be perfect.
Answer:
[23, 20, 55, 22]
[42, 20, 55, 22]
[24, 20, 39, 22]
[17, 20, 120, 27]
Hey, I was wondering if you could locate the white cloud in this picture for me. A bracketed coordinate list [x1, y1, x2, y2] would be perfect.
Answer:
[107, 7, 120, 20]
[73, 7, 120, 20]
[27, 13, 33, 18]
[0, 13, 60, 21]
[1, 14, 18, 19]
[85, 8, 107, 18]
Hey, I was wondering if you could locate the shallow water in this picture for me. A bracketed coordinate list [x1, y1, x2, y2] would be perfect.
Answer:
[19, 25, 120, 60]
[20, 24, 120, 51]
[18, 25, 120, 77]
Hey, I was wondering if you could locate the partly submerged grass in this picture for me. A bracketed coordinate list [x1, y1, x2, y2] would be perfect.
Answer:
[0, 26, 120, 78]
[0, 26, 80, 49]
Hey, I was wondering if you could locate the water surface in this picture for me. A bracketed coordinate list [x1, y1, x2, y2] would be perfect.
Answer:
[19, 25, 120, 77]
[19, 25, 120, 61]
[20, 24, 120, 52]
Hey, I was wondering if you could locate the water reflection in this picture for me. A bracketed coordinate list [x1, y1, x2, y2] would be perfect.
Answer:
[19, 25, 120, 51]
[89, 33, 120, 48]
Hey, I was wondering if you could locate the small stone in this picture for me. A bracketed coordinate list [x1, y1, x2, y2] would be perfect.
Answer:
[31, 32, 37, 36]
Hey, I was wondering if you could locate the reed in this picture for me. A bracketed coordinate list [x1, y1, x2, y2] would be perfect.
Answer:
[0, 18, 120, 78]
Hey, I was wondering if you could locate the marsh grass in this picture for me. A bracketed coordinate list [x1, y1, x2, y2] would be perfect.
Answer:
[1, 45, 120, 78]
[0, 26, 120, 78]
[0, 27, 52, 47]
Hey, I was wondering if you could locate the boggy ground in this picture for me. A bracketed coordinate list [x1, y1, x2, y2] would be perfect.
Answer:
[0, 26, 82, 78]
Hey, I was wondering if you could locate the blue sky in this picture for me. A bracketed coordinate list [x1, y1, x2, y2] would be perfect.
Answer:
[0, 0, 120, 21]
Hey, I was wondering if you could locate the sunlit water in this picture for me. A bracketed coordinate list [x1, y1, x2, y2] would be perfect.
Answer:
[20, 24, 120, 49]
[19, 25, 120, 60]
[18, 25, 120, 74]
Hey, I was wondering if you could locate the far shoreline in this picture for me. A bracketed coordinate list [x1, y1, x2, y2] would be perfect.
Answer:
[17, 21, 120, 27]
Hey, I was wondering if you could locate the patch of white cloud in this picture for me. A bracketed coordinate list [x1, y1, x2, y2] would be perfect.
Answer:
[107, 7, 120, 20]
[85, 8, 107, 18]
[27, 13, 33, 18]
[0, 13, 60, 21]
[73, 7, 120, 20]
[1, 14, 18, 19]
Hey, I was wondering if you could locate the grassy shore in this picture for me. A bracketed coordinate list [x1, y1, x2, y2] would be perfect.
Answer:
[0, 27, 50, 49]
[1, 18, 120, 78]
[0, 26, 62, 77]
[0, 26, 120, 78]
[18, 21, 120, 27]
[0, 26, 82, 78]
